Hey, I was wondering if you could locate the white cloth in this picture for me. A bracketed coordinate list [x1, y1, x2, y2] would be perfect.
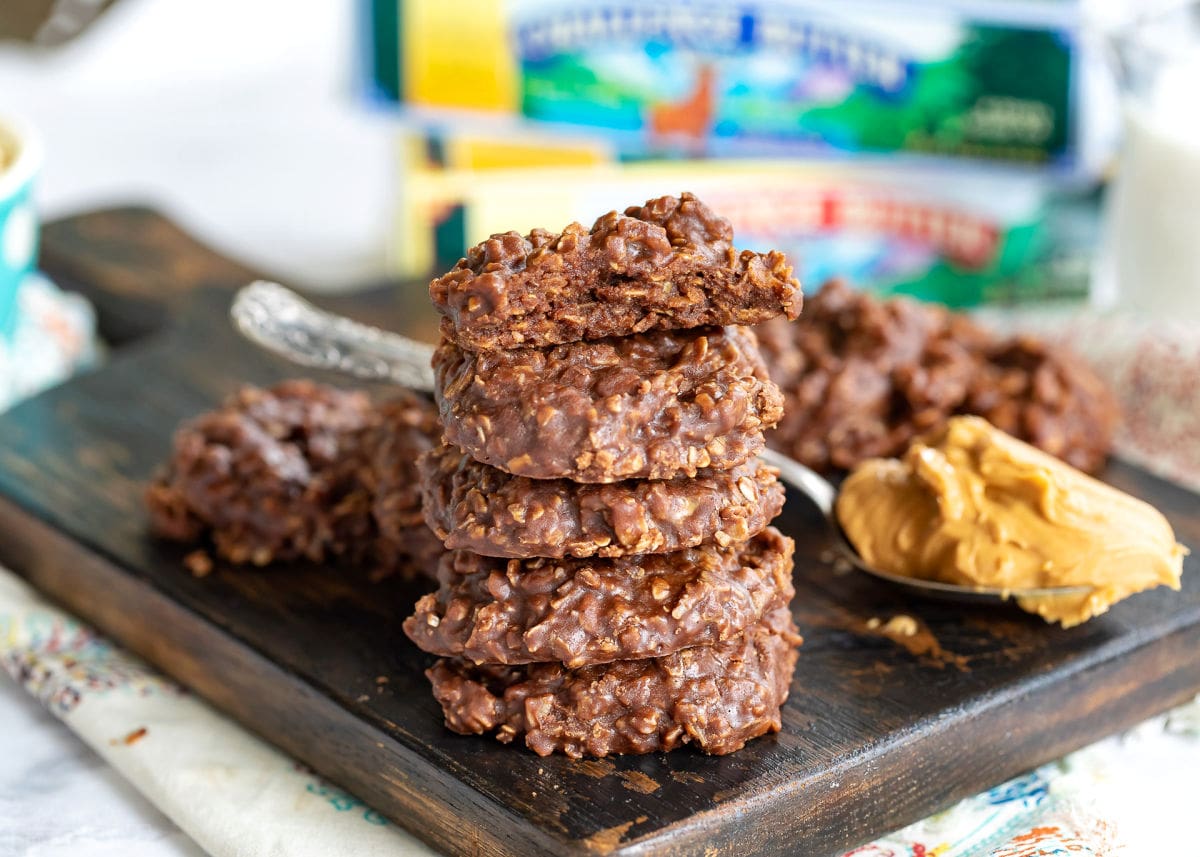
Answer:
[0, 680, 201, 857]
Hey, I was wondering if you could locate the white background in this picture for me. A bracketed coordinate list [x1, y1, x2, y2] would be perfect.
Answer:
[0, 0, 396, 289]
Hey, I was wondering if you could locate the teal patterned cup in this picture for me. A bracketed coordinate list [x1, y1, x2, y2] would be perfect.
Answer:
[0, 115, 41, 343]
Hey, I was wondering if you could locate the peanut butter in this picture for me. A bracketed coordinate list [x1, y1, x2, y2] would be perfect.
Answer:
[836, 415, 1187, 627]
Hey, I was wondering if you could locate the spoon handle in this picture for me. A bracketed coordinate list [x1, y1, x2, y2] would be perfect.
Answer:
[229, 280, 840, 508]
[231, 281, 436, 391]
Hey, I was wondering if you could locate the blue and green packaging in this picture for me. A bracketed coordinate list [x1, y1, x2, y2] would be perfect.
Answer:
[365, 0, 1090, 171]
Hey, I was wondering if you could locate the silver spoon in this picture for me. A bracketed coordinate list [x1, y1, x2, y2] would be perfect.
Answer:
[231, 280, 1092, 604]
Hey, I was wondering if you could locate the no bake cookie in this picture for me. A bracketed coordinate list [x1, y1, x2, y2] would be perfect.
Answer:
[145, 380, 376, 565]
[430, 192, 801, 352]
[427, 605, 800, 757]
[404, 528, 794, 667]
[434, 325, 784, 482]
[419, 445, 785, 558]
[146, 381, 444, 580]
[757, 280, 1118, 474]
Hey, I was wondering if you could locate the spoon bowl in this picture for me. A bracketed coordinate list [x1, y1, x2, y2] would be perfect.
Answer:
[758, 445, 1095, 601]
[231, 280, 1096, 605]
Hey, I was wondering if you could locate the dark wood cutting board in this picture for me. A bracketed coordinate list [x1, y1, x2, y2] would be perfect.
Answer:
[2, 208, 1199, 857]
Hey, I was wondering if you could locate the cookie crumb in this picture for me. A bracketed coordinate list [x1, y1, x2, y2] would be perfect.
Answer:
[883, 615, 919, 637]
[112, 727, 147, 746]
[184, 550, 213, 578]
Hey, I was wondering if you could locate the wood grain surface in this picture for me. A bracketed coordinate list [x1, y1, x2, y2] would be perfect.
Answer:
[2, 208, 1198, 856]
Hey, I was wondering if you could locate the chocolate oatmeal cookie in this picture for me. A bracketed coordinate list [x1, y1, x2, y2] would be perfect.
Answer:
[434, 325, 784, 482]
[420, 444, 785, 558]
[963, 335, 1119, 475]
[757, 280, 1117, 474]
[146, 380, 376, 565]
[405, 528, 794, 667]
[430, 192, 801, 352]
[147, 381, 445, 579]
[426, 605, 800, 757]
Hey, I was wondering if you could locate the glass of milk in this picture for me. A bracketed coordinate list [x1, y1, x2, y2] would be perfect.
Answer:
[1097, 3, 1200, 318]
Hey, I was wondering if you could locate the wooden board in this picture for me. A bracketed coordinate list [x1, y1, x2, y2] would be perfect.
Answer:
[2, 208, 1199, 857]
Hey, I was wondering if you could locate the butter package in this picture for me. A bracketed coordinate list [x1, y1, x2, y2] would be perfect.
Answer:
[393, 131, 1097, 307]
[365, 0, 1092, 171]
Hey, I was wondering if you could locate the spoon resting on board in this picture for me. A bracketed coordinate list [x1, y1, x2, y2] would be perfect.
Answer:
[230, 280, 1094, 604]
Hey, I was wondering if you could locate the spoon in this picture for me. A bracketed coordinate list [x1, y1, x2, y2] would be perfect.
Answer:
[231, 280, 1092, 604]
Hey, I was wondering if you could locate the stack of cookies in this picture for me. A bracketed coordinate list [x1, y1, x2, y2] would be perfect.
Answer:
[404, 193, 804, 758]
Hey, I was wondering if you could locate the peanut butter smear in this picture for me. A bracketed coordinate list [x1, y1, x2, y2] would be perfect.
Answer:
[836, 416, 1187, 627]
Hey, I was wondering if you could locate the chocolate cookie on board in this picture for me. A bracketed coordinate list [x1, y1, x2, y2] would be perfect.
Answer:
[430, 192, 801, 352]
[963, 335, 1119, 475]
[420, 444, 785, 559]
[145, 380, 376, 565]
[147, 381, 445, 581]
[405, 528, 794, 667]
[757, 280, 1118, 475]
[427, 606, 801, 758]
[434, 325, 784, 483]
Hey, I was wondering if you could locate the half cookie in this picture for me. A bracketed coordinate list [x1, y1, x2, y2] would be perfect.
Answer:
[430, 192, 801, 352]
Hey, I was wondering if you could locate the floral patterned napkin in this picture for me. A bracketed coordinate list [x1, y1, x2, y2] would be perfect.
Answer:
[0, 570, 426, 857]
